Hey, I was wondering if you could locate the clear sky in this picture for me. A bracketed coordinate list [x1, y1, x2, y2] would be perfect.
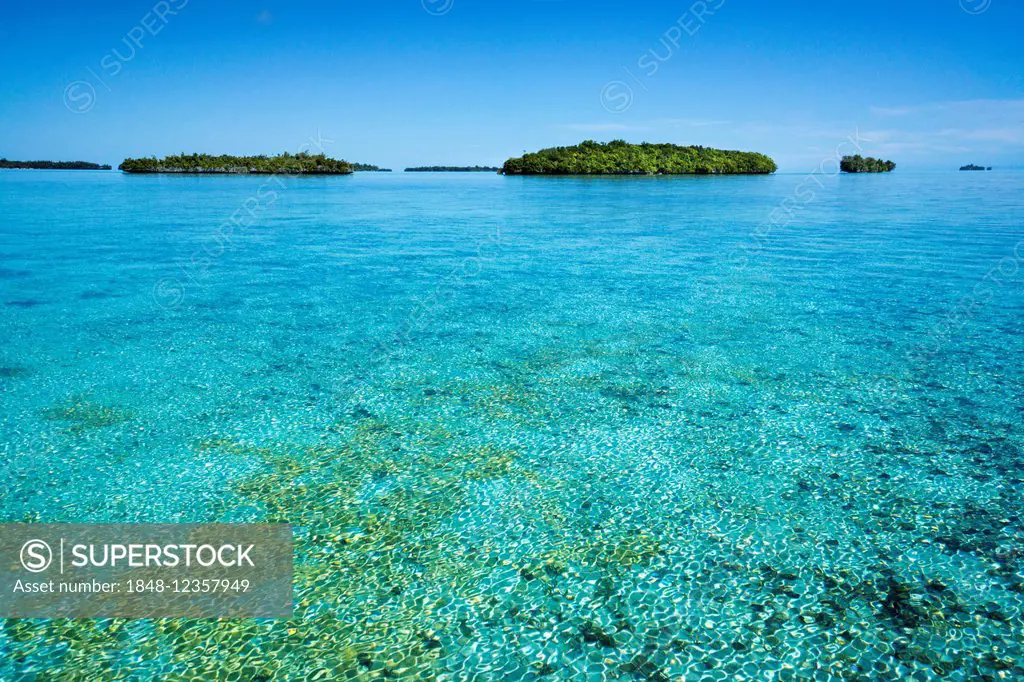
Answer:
[1, 0, 1022, 170]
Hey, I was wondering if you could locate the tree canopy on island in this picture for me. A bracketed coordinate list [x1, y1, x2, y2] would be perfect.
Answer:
[352, 163, 392, 172]
[405, 166, 502, 172]
[118, 152, 354, 175]
[839, 155, 896, 173]
[1, 159, 111, 170]
[501, 140, 777, 175]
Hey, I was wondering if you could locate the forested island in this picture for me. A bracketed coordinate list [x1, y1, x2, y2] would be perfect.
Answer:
[839, 155, 896, 173]
[500, 141, 777, 175]
[405, 166, 502, 172]
[0, 159, 112, 170]
[352, 163, 392, 172]
[960, 164, 992, 171]
[118, 152, 353, 174]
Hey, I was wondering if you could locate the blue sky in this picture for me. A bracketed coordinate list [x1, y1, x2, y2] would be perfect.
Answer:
[1, 0, 1022, 170]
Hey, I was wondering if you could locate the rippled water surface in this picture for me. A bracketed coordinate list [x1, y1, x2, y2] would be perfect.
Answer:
[1, 170, 1023, 679]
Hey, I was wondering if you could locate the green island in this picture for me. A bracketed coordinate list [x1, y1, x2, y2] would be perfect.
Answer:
[840, 155, 896, 173]
[0, 158, 112, 170]
[118, 152, 353, 175]
[405, 165, 502, 172]
[352, 163, 392, 172]
[960, 164, 991, 171]
[500, 140, 777, 175]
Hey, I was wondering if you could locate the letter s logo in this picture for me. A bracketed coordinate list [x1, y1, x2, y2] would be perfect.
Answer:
[63, 81, 96, 114]
[20, 540, 53, 573]
[600, 81, 634, 114]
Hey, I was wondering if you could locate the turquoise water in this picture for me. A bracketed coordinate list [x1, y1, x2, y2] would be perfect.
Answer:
[1, 169, 1022, 679]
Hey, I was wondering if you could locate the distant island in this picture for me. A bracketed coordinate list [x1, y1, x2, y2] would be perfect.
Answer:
[960, 164, 992, 171]
[1, 159, 112, 170]
[405, 166, 502, 173]
[352, 163, 392, 172]
[840, 155, 896, 173]
[501, 140, 777, 175]
[118, 152, 353, 175]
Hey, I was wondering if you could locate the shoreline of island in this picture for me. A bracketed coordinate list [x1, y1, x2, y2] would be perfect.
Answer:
[839, 155, 896, 173]
[500, 141, 778, 175]
[1, 159, 112, 171]
[118, 153, 356, 175]
[406, 166, 502, 173]
[2, 143, 920, 178]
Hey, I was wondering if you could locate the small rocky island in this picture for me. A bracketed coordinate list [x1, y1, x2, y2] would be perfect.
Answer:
[960, 164, 992, 171]
[840, 155, 896, 173]
[406, 166, 502, 172]
[501, 140, 777, 175]
[119, 152, 353, 175]
[1, 159, 112, 170]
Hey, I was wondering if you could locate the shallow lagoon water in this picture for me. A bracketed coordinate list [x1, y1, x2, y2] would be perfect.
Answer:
[0, 170, 1022, 679]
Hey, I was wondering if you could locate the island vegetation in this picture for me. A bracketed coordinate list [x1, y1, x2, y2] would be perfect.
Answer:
[839, 155, 896, 173]
[118, 152, 353, 175]
[405, 166, 502, 172]
[960, 164, 991, 171]
[1, 159, 112, 170]
[352, 163, 392, 172]
[500, 140, 777, 175]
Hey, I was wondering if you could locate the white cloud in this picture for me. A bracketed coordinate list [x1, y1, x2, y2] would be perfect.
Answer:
[561, 123, 640, 133]
[870, 98, 1024, 117]
[869, 106, 914, 117]
[653, 118, 730, 128]
[859, 99, 1024, 159]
